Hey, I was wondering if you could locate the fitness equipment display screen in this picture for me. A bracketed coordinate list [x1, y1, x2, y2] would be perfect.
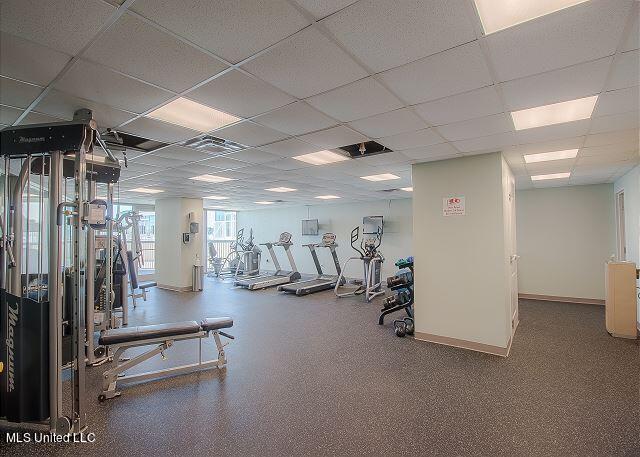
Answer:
[363, 216, 383, 234]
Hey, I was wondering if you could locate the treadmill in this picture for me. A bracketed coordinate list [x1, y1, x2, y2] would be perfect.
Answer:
[234, 232, 301, 290]
[278, 233, 345, 296]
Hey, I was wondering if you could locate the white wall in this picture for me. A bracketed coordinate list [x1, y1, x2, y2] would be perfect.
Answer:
[412, 153, 512, 350]
[155, 198, 204, 289]
[237, 199, 412, 280]
[516, 184, 616, 301]
[614, 165, 639, 320]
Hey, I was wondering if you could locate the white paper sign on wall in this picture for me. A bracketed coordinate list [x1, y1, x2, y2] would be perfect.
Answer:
[443, 196, 465, 216]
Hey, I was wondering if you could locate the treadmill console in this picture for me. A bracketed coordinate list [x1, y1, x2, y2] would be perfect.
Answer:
[278, 232, 292, 244]
[321, 233, 336, 245]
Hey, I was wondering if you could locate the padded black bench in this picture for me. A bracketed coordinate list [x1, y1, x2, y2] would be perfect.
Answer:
[139, 281, 156, 290]
[99, 317, 234, 402]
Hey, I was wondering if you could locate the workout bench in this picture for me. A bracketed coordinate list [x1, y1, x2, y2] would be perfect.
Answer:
[98, 317, 234, 401]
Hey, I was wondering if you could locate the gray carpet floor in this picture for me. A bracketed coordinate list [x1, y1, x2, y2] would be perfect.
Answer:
[2, 277, 639, 456]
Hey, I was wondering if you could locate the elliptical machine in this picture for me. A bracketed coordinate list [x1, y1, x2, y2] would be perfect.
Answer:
[215, 228, 261, 279]
[334, 225, 385, 302]
[380, 257, 414, 337]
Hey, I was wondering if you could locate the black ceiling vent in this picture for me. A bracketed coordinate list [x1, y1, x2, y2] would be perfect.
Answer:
[181, 134, 246, 154]
[338, 141, 392, 158]
[101, 130, 169, 153]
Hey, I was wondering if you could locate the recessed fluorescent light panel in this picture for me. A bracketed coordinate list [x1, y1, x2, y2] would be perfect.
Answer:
[315, 195, 341, 200]
[265, 187, 297, 192]
[130, 187, 164, 194]
[531, 172, 571, 181]
[293, 150, 349, 165]
[401, 187, 413, 192]
[511, 96, 598, 130]
[254, 201, 275, 205]
[360, 173, 401, 182]
[190, 174, 236, 183]
[203, 195, 229, 200]
[524, 149, 578, 163]
[474, 0, 589, 34]
[147, 97, 241, 132]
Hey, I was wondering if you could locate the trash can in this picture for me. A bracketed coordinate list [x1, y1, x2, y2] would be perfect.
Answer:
[192, 265, 204, 291]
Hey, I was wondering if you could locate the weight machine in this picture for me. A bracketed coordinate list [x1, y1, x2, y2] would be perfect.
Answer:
[0, 110, 119, 433]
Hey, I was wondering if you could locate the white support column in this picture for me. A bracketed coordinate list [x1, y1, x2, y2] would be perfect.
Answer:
[155, 198, 204, 291]
[412, 152, 516, 356]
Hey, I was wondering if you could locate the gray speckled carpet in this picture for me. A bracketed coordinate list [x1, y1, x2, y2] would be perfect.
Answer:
[2, 278, 639, 456]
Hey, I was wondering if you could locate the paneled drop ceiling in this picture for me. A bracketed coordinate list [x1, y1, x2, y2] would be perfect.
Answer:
[0, 0, 637, 209]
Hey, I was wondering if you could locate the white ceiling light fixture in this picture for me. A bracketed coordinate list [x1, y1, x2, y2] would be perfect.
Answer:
[203, 195, 229, 200]
[129, 187, 164, 194]
[293, 150, 349, 165]
[147, 97, 241, 132]
[265, 187, 297, 192]
[511, 96, 598, 130]
[531, 172, 571, 181]
[360, 173, 401, 182]
[474, 0, 590, 35]
[524, 149, 579, 163]
[254, 201, 275, 205]
[190, 174, 236, 183]
[315, 195, 341, 200]
[401, 187, 413, 192]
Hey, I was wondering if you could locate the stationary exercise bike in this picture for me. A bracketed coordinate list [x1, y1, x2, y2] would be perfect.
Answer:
[380, 257, 414, 337]
[335, 226, 385, 302]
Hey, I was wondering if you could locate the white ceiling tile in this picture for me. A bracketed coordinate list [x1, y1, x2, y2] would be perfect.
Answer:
[129, 153, 184, 168]
[85, 14, 227, 92]
[594, 86, 640, 117]
[348, 108, 426, 138]
[213, 121, 288, 147]
[590, 111, 639, 135]
[264, 158, 312, 171]
[297, 125, 368, 149]
[485, 0, 632, 81]
[436, 114, 512, 142]
[607, 51, 639, 91]
[321, 0, 476, 73]
[259, 138, 318, 157]
[0, 77, 41, 108]
[152, 145, 215, 162]
[622, 10, 638, 52]
[253, 101, 338, 136]
[355, 152, 411, 168]
[504, 136, 586, 156]
[577, 150, 637, 166]
[515, 119, 591, 144]
[122, 117, 199, 143]
[35, 89, 137, 129]
[242, 27, 368, 98]
[0, 32, 71, 86]
[453, 132, 516, 153]
[378, 42, 493, 104]
[414, 86, 503, 126]
[16, 110, 64, 125]
[54, 59, 174, 114]
[500, 57, 611, 111]
[583, 129, 639, 147]
[580, 143, 639, 158]
[198, 156, 250, 170]
[292, 0, 358, 19]
[306, 77, 403, 122]
[186, 70, 295, 118]
[131, 0, 309, 63]
[525, 158, 575, 175]
[378, 128, 443, 150]
[236, 164, 279, 176]
[400, 143, 460, 161]
[0, 0, 115, 54]
[226, 148, 282, 164]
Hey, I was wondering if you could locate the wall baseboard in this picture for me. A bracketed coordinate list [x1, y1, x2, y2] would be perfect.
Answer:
[157, 284, 193, 292]
[414, 332, 509, 357]
[519, 293, 605, 305]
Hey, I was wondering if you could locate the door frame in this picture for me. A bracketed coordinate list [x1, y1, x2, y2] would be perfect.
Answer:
[615, 190, 626, 261]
